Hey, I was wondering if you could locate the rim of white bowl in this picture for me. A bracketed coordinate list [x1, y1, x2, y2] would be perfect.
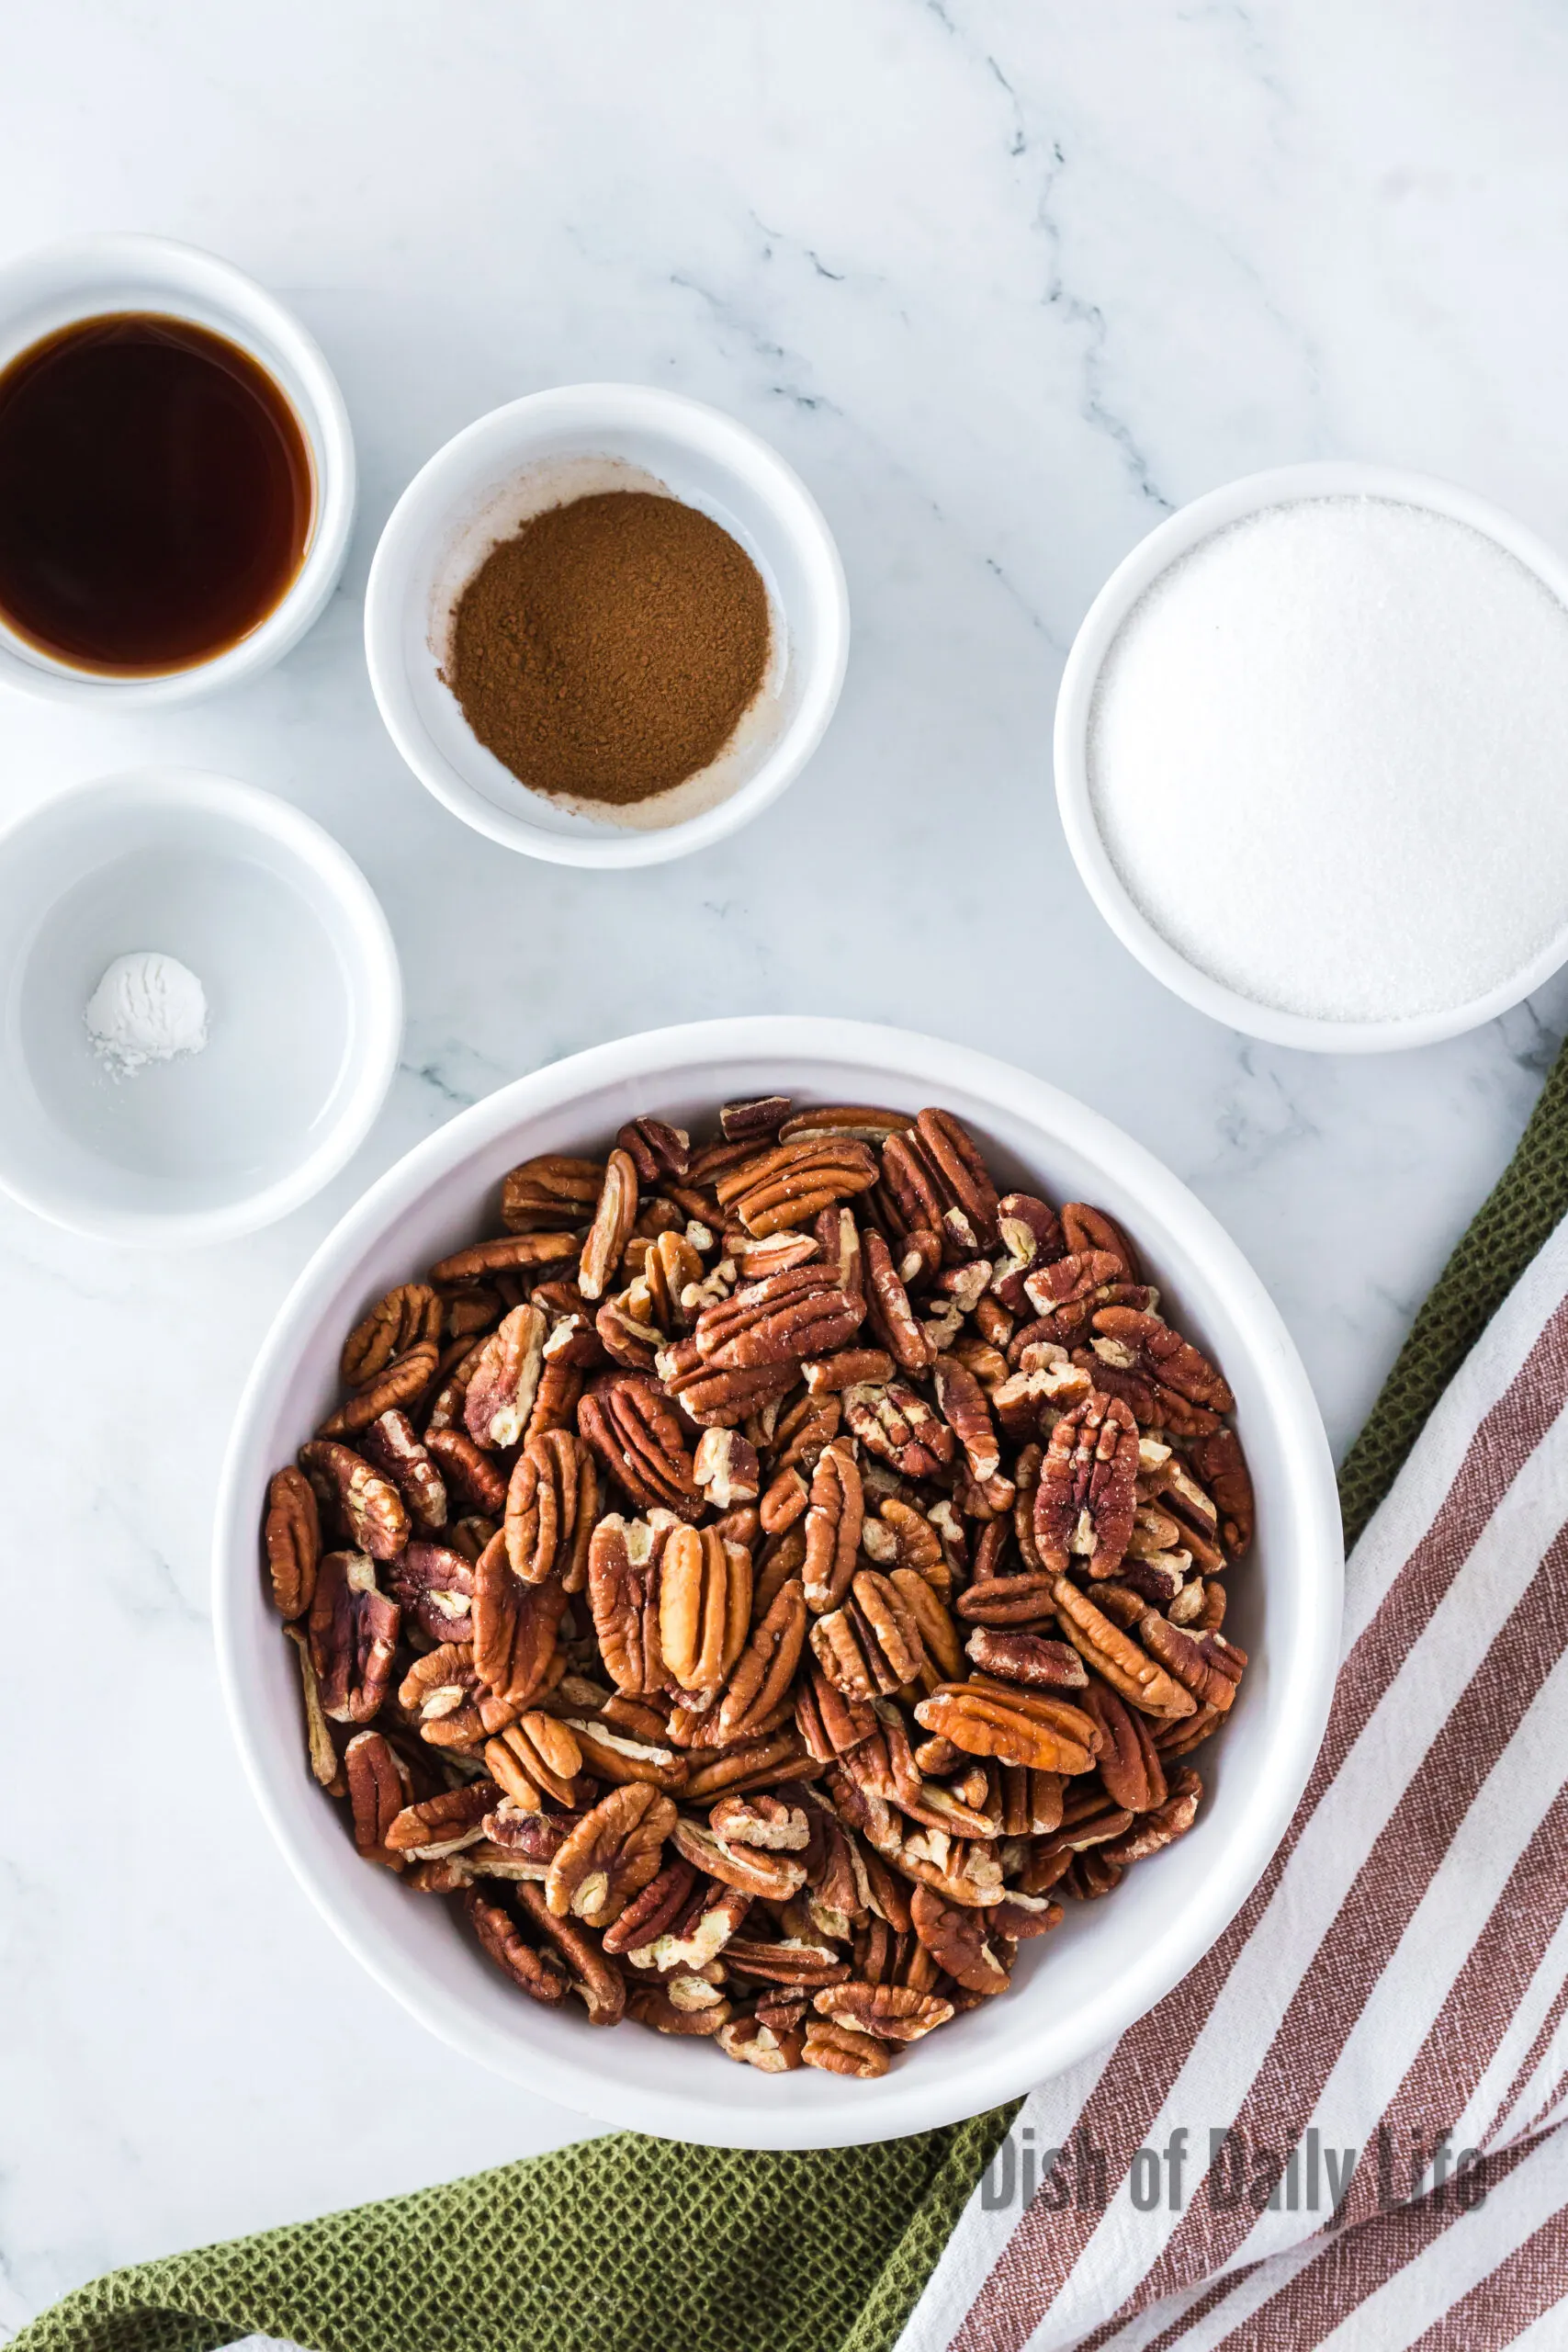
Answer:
[1055, 460, 1568, 1052]
[364, 383, 850, 868]
[213, 1014, 1342, 2146]
[0, 767, 402, 1245]
[0, 233, 356, 707]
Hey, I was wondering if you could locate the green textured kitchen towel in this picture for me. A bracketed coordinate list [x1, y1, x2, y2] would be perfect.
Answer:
[18, 1035, 1568, 2352]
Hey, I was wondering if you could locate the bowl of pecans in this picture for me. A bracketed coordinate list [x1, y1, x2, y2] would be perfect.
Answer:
[215, 1017, 1341, 2147]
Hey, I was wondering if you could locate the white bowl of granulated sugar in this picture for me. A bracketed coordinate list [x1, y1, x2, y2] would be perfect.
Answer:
[1054, 462, 1568, 1051]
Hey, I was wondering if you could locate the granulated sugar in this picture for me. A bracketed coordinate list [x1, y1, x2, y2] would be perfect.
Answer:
[1087, 496, 1568, 1023]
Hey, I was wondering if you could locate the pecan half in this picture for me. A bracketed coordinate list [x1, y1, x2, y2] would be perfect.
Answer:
[660, 1523, 751, 1696]
[299, 1441, 409, 1562]
[626, 1984, 732, 2036]
[841, 1382, 956, 1480]
[617, 1117, 692, 1182]
[803, 1438, 864, 1613]
[1186, 1427, 1255, 1556]
[545, 1782, 677, 1925]
[423, 1427, 508, 1517]
[484, 1711, 585, 1808]
[1078, 1678, 1168, 1812]
[389, 1539, 475, 1644]
[512, 1882, 626, 2023]
[428, 1233, 580, 1286]
[863, 1228, 935, 1375]
[308, 1551, 401, 1724]
[714, 1136, 879, 1238]
[466, 1888, 569, 2004]
[908, 1883, 1010, 1995]
[801, 2019, 891, 2077]
[717, 2016, 806, 2071]
[1092, 1307, 1235, 1416]
[265, 1465, 320, 1619]
[578, 1374, 702, 1521]
[1034, 1391, 1140, 1579]
[673, 1815, 807, 1901]
[913, 1678, 1099, 1773]
[716, 1577, 808, 1743]
[471, 1532, 570, 1706]
[504, 1429, 597, 1589]
[398, 1642, 491, 1748]
[342, 1283, 442, 1387]
[344, 1729, 412, 1867]
[501, 1155, 604, 1234]
[577, 1148, 638, 1302]
[1100, 1767, 1201, 1864]
[386, 1780, 497, 1860]
[814, 1980, 953, 2041]
[965, 1627, 1088, 1690]
[693, 1264, 862, 1372]
[955, 1573, 1057, 1627]
[1051, 1577, 1197, 1718]
[321, 1338, 441, 1439]
[810, 1570, 925, 1701]
[465, 1305, 547, 1450]
[626, 1878, 751, 1973]
[587, 1513, 671, 1695]
[693, 1426, 761, 1510]
[361, 1408, 448, 1531]
[600, 1856, 697, 1956]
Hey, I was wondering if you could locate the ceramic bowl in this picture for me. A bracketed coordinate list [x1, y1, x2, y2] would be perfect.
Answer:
[214, 1016, 1341, 2147]
[363, 384, 849, 866]
[1054, 461, 1568, 1051]
[0, 768, 401, 1244]
[0, 233, 355, 706]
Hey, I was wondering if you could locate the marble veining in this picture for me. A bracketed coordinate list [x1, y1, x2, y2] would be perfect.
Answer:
[6, 0, 1568, 2324]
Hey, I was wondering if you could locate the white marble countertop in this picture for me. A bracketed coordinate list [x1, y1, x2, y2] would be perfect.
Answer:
[6, 0, 1568, 2326]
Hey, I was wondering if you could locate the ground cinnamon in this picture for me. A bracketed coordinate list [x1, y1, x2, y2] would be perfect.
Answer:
[445, 489, 771, 808]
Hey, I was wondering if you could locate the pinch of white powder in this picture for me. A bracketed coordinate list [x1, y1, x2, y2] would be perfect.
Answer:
[85, 951, 209, 1078]
[1086, 496, 1568, 1023]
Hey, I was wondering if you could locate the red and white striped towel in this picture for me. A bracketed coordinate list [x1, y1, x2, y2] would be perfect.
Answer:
[898, 1221, 1568, 2352]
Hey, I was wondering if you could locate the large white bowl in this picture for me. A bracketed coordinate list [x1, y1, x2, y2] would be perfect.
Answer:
[214, 1017, 1341, 2147]
[363, 385, 849, 867]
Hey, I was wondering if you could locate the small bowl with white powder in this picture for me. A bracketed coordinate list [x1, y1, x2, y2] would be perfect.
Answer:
[1055, 462, 1568, 1050]
[0, 768, 401, 1243]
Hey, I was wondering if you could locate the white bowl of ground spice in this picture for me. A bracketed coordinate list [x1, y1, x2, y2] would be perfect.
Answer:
[364, 385, 849, 866]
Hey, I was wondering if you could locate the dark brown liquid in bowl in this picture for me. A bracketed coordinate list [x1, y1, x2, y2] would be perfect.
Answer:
[0, 312, 313, 675]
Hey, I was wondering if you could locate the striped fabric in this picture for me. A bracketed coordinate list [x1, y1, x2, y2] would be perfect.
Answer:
[897, 1218, 1568, 2352]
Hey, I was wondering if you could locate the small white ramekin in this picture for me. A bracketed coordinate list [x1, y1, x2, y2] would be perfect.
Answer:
[0, 768, 401, 1245]
[214, 1015, 1341, 2148]
[1055, 461, 1568, 1053]
[0, 234, 355, 707]
[364, 384, 850, 867]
